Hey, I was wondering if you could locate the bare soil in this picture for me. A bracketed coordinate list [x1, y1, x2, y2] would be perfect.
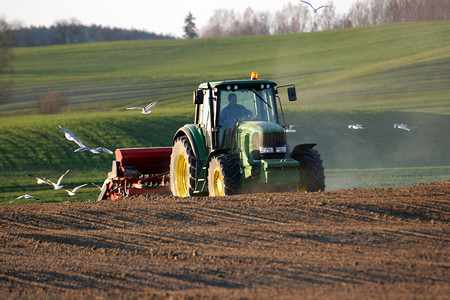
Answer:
[0, 181, 449, 299]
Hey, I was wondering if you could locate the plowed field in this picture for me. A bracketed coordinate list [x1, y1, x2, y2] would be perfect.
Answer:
[1, 181, 449, 299]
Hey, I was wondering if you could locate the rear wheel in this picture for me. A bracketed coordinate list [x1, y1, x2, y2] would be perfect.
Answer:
[292, 148, 325, 192]
[170, 137, 196, 197]
[208, 154, 241, 196]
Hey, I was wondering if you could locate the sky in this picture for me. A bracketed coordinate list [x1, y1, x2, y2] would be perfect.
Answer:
[1, 0, 359, 37]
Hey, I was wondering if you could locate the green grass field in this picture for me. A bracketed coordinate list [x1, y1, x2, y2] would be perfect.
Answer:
[1, 21, 449, 205]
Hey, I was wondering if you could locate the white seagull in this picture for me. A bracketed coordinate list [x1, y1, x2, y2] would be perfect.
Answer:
[348, 124, 365, 130]
[394, 123, 411, 131]
[126, 100, 158, 115]
[26, 173, 52, 186]
[284, 125, 298, 133]
[59, 125, 113, 154]
[46, 169, 70, 190]
[59, 126, 85, 148]
[300, 0, 332, 13]
[64, 184, 88, 196]
[10, 194, 41, 203]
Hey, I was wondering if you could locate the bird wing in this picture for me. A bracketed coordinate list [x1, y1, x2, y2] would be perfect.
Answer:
[43, 177, 57, 187]
[300, 0, 315, 9]
[97, 147, 114, 154]
[145, 100, 158, 110]
[317, 5, 332, 9]
[72, 184, 88, 193]
[91, 183, 102, 189]
[127, 107, 143, 110]
[59, 126, 85, 147]
[74, 146, 91, 153]
[27, 173, 49, 184]
[15, 195, 25, 200]
[56, 169, 70, 186]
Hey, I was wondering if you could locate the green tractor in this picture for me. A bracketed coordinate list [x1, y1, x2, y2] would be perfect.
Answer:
[170, 72, 325, 197]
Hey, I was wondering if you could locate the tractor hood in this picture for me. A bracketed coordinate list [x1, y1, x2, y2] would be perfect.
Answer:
[237, 121, 287, 162]
[238, 121, 284, 134]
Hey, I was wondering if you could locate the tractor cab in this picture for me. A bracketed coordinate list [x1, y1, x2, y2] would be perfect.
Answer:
[193, 72, 297, 152]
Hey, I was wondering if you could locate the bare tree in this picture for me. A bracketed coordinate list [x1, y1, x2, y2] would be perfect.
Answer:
[0, 18, 15, 104]
[344, 0, 449, 28]
[239, 8, 270, 36]
[201, 8, 270, 38]
[38, 91, 67, 114]
[272, 3, 310, 34]
[315, 2, 339, 31]
[201, 9, 232, 38]
[52, 18, 85, 44]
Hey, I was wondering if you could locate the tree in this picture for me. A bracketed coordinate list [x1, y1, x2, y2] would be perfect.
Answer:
[183, 12, 198, 39]
[38, 91, 67, 114]
[0, 18, 15, 104]
[52, 18, 85, 44]
[272, 3, 310, 34]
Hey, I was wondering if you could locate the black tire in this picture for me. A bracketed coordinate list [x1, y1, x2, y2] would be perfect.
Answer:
[291, 148, 325, 192]
[170, 137, 196, 197]
[208, 154, 241, 196]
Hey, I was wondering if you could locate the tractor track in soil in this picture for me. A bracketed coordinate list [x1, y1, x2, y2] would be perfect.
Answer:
[0, 181, 449, 299]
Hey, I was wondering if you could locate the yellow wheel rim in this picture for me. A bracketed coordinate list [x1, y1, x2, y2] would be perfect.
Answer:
[297, 186, 307, 193]
[212, 169, 224, 196]
[175, 154, 188, 197]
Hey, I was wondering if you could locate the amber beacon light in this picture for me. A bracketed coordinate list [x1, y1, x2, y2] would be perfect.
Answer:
[251, 72, 259, 80]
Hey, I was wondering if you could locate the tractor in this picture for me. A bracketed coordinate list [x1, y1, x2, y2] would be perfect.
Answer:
[98, 72, 325, 200]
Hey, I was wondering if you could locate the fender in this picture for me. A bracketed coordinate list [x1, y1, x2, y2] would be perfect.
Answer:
[173, 125, 209, 193]
[291, 143, 316, 158]
[173, 124, 208, 161]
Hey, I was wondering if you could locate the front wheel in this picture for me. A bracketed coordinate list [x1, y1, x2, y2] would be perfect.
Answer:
[208, 154, 241, 196]
[170, 137, 196, 197]
[291, 148, 325, 192]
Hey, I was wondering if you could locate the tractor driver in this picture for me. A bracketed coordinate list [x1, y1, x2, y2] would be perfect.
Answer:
[220, 93, 253, 127]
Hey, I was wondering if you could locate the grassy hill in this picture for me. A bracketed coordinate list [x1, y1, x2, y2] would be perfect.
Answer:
[1, 21, 449, 204]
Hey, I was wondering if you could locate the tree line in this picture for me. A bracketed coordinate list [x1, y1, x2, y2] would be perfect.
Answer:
[11, 18, 174, 47]
[200, 0, 450, 37]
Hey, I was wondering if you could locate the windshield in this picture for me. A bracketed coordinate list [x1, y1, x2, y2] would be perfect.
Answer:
[218, 87, 278, 127]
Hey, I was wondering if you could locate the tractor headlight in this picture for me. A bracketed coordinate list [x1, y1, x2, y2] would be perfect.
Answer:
[259, 146, 274, 154]
[276, 146, 287, 153]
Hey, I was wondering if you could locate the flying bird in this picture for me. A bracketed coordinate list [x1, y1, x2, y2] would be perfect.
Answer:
[300, 0, 332, 12]
[59, 125, 113, 154]
[394, 123, 411, 131]
[59, 126, 85, 148]
[10, 194, 41, 203]
[284, 125, 298, 133]
[46, 169, 70, 190]
[26, 173, 52, 186]
[348, 124, 365, 130]
[64, 184, 88, 196]
[126, 100, 158, 114]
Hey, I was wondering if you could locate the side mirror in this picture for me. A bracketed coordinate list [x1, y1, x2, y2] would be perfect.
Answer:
[288, 87, 297, 101]
[193, 90, 203, 104]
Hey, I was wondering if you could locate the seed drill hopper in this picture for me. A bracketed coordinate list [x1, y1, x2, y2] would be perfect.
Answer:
[97, 147, 172, 201]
